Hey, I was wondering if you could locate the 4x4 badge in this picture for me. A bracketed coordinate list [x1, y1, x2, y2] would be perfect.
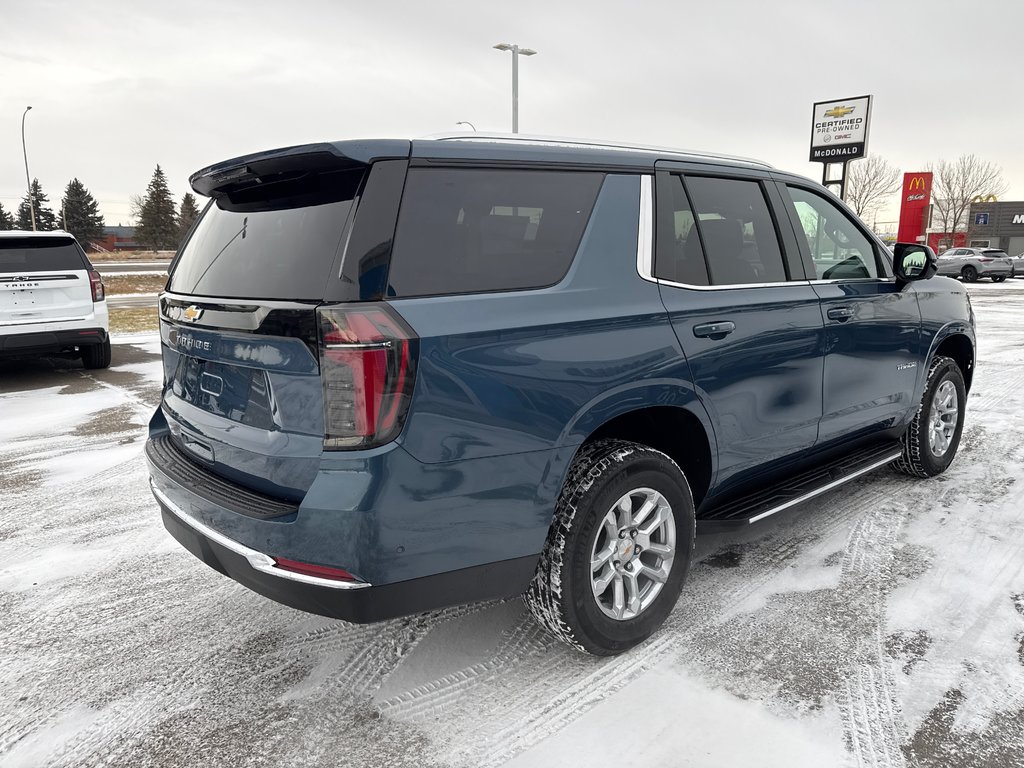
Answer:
[183, 305, 203, 322]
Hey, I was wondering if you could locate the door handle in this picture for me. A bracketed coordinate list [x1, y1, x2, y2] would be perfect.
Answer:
[827, 306, 854, 322]
[693, 321, 736, 339]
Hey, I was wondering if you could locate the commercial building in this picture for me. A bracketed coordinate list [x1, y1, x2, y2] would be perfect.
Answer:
[966, 201, 1024, 255]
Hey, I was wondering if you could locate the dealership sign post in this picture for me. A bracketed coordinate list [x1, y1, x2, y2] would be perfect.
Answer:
[809, 95, 872, 200]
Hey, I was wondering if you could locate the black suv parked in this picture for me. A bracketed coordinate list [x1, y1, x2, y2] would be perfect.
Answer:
[148, 136, 975, 655]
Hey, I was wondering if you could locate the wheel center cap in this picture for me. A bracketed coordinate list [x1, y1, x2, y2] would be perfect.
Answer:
[617, 539, 635, 561]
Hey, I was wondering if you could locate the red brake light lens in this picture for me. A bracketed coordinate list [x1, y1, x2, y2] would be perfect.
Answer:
[317, 304, 417, 450]
[88, 270, 105, 302]
[272, 557, 358, 582]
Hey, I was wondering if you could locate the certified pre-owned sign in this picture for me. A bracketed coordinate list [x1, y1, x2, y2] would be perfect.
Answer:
[809, 95, 872, 162]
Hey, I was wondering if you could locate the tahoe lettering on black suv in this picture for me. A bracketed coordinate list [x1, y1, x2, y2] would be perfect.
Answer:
[147, 136, 974, 655]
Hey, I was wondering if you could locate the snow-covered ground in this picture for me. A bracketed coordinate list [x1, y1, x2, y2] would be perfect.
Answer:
[1, 282, 1022, 768]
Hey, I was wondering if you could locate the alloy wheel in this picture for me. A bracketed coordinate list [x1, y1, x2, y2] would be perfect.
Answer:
[590, 487, 675, 621]
[928, 380, 959, 457]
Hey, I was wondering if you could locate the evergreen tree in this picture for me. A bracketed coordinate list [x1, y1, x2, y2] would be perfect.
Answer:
[15, 179, 57, 231]
[177, 192, 200, 244]
[135, 165, 178, 250]
[0, 202, 14, 230]
[60, 178, 106, 247]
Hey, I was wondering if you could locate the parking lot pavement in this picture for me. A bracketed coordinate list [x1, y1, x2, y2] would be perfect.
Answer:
[94, 261, 170, 275]
[2, 284, 1023, 768]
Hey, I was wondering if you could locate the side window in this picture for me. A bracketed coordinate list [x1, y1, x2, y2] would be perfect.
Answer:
[654, 175, 709, 285]
[685, 176, 788, 285]
[786, 186, 880, 279]
[388, 168, 604, 297]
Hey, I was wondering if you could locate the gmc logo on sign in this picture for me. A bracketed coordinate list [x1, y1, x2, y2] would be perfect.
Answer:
[1013, 214, 1024, 225]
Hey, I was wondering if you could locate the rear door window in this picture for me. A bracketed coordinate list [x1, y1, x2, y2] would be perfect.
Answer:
[654, 175, 709, 285]
[0, 237, 87, 272]
[387, 168, 604, 297]
[684, 176, 788, 285]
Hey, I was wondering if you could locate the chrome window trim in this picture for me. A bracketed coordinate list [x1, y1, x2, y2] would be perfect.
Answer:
[807, 277, 896, 286]
[656, 277, 811, 291]
[151, 480, 371, 590]
[637, 175, 655, 281]
[634, 175, 898, 292]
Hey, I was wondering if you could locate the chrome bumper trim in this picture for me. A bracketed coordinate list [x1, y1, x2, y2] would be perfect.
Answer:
[151, 479, 371, 590]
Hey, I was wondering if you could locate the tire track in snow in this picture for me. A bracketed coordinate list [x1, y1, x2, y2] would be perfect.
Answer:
[835, 503, 913, 768]
[969, 364, 1024, 411]
[382, 483, 897, 767]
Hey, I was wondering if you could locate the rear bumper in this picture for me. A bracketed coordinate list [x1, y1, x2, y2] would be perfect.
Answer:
[0, 326, 108, 355]
[153, 479, 535, 622]
[146, 431, 541, 623]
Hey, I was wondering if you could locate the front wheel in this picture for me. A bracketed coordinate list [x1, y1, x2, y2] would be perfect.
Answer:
[525, 440, 695, 655]
[892, 356, 966, 478]
[961, 265, 978, 282]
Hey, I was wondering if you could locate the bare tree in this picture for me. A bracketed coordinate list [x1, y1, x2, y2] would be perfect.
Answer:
[844, 154, 901, 219]
[929, 154, 1006, 241]
[129, 193, 145, 225]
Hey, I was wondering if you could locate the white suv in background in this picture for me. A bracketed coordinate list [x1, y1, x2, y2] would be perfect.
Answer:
[0, 230, 111, 369]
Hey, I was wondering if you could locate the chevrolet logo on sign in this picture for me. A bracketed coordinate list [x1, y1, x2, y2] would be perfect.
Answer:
[183, 305, 203, 323]
[824, 105, 855, 118]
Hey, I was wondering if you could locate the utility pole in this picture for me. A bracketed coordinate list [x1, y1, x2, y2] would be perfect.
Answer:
[21, 106, 36, 231]
[493, 43, 537, 134]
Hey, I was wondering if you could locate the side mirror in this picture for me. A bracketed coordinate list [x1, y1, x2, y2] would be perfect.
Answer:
[893, 243, 937, 283]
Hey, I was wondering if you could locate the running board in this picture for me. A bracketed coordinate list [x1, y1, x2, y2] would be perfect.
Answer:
[696, 442, 903, 533]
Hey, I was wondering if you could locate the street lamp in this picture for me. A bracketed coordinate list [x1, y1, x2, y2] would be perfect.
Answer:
[493, 43, 536, 134]
[21, 106, 36, 231]
[455, 121, 477, 131]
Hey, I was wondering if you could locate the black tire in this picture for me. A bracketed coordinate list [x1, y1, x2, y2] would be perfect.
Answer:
[892, 356, 966, 478]
[525, 439, 695, 656]
[81, 339, 112, 369]
[961, 265, 978, 282]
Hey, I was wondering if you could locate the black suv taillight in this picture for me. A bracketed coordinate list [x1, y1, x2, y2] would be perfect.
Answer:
[317, 304, 417, 450]
[88, 270, 105, 302]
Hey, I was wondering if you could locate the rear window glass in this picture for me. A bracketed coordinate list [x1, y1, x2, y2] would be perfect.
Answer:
[685, 176, 788, 285]
[387, 168, 604, 297]
[0, 237, 86, 272]
[982, 250, 1008, 257]
[168, 170, 362, 300]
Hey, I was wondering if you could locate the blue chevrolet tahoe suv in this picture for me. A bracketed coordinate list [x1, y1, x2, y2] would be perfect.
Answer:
[147, 135, 975, 655]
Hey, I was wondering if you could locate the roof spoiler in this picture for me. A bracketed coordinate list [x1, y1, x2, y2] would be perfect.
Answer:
[189, 140, 411, 198]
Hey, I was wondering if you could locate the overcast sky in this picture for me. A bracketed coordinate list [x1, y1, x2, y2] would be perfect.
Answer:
[2, 0, 1022, 228]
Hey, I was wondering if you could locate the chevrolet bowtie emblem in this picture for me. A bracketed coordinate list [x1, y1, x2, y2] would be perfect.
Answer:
[824, 105, 855, 118]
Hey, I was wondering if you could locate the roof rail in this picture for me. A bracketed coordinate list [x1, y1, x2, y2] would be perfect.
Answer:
[429, 132, 774, 169]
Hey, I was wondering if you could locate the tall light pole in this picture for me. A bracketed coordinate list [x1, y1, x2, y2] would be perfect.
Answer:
[493, 43, 536, 134]
[21, 106, 36, 231]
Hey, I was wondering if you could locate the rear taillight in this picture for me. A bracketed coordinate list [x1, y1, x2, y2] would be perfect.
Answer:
[88, 270, 105, 302]
[977, 257, 992, 263]
[317, 304, 417, 450]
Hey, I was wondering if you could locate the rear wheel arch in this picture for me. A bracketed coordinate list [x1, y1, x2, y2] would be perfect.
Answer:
[576, 405, 714, 510]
